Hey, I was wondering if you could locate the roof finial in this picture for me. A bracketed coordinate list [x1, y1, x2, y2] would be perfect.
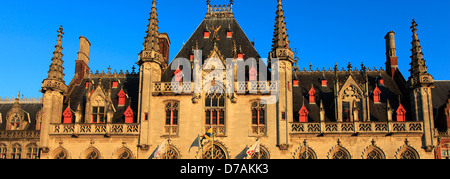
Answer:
[143, 0, 160, 52]
[271, 0, 291, 52]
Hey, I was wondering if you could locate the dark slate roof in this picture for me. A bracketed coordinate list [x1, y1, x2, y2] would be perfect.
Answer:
[65, 74, 140, 124]
[0, 102, 42, 131]
[432, 81, 450, 108]
[292, 70, 409, 122]
[161, 14, 265, 82]
[432, 81, 450, 131]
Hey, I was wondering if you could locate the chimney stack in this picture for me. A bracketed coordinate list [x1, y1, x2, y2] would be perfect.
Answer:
[74, 36, 91, 85]
[385, 31, 398, 77]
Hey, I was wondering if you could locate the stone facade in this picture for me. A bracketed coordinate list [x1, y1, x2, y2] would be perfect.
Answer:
[0, 0, 448, 159]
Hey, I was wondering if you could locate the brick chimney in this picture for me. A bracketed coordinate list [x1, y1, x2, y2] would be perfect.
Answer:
[74, 36, 91, 85]
[385, 31, 398, 78]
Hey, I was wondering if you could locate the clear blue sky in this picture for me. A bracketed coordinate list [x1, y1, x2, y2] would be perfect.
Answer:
[0, 0, 449, 98]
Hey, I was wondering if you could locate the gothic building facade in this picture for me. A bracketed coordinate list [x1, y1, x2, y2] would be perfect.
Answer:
[1, 0, 450, 159]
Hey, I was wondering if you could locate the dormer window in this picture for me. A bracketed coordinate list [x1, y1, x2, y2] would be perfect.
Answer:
[118, 89, 126, 106]
[86, 81, 90, 89]
[308, 86, 317, 104]
[396, 104, 407, 122]
[293, 80, 299, 87]
[299, 105, 309, 123]
[174, 68, 183, 82]
[112, 81, 118, 88]
[249, 66, 257, 81]
[204, 31, 210, 39]
[373, 86, 382, 103]
[238, 53, 244, 59]
[227, 31, 232, 38]
[10, 114, 20, 130]
[63, 107, 73, 124]
[124, 106, 134, 124]
[321, 79, 327, 87]
[92, 106, 105, 124]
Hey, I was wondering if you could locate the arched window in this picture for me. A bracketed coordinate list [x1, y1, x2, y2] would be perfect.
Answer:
[399, 146, 419, 159]
[297, 146, 317, 159]
[205, 85, 226, 136]
[53, 147, 69, 159]
[329, 146, 351, 159]
[10, 114, 20, 130]
[11, 144, 21, 159]
[161, 145, 180, 159]
[364, 146, 386, 159]
[250, 145, 270, 159]
[85, 148, 101, 159]
[26, 144, 39, 159]
[0, 144, 7, 159]
[165, 101, 179, 136]
[202, 143, 228, 159]
[251, 101, 266, 136]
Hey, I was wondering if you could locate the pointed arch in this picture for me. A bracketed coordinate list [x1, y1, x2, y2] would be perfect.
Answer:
[395, 145, 420, 159]
[51, 147, 70, 159]
[362, 144, 386, 159]
[83, 147, 101, 159]
[113, 147, 134, 159]
[201, 140, 229, 159]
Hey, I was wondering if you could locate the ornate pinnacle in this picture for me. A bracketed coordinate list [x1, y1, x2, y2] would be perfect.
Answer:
[408, 19, 433, 87]
[42, 25, 68, 93]
[143, 0, 160, 52]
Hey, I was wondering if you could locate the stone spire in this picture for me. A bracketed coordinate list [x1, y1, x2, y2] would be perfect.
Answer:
[408, 19, 433, 88]
[139, 0, 163, 65]
[42, 25, 68, 94]
[269, 0, 294, 62]
[144, 0, 160, 52]
[271, 0, 290, 52]
[48, 26, 65, 82]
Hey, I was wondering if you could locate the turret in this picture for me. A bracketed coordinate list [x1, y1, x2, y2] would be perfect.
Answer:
[137, 0, 165, 152]
[407, 19, 435, 152]
[269, 0, 294, 150]
[40, 26, 68, 154]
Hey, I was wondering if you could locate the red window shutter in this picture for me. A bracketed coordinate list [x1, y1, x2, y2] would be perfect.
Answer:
[227, 31, 232, 38]
[373, 86, 382, 103]
[124, 106, 134, 124]
[249, 66, 257, 81]
[309, 86, 316, 104]
[238, 53, 243, 59]
[174, 68, 183, 82]
[293, 80, 299, 87]
[321, 79, 327, 86]
[299, 105, 309, 123]
[204, 31, 210, 38]
[396, 104, 407, 122]
[112, 81, 118, 88]
[63, 107, 73, 124]
[118, 90, 126, 106]
[190, 54, 194, 62]
[86, 82, 90, 89]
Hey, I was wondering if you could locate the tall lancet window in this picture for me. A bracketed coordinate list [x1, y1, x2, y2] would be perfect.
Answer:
[205, 85, 226, 136]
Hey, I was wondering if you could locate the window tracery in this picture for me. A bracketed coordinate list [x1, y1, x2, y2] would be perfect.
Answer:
[251, 101, 266, 135]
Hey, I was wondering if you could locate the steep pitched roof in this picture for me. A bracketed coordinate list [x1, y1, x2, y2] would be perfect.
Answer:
[293, 70, 409, 122]
[161, 13, 263, 82]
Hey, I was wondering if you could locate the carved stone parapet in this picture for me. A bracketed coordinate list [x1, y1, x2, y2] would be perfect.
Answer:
[42, 79, 68, 93]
